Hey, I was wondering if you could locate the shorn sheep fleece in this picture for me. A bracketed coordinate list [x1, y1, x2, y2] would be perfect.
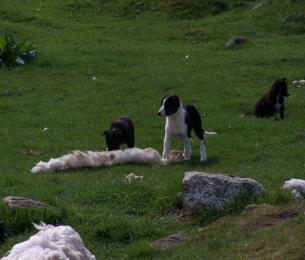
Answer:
[283, 178, 305, 198]
[31, 147, 163, 173]
[2, 223, 95, 260]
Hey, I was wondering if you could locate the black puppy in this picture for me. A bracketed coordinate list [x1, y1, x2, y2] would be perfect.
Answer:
[0, 222, 5, 242]
[253, 78, 289, 120]
[103, 116, 135, 151]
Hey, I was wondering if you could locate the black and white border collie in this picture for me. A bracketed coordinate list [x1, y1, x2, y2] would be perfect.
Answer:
[157, 95, 216, 162]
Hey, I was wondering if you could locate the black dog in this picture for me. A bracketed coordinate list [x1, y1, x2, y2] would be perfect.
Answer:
[253, 78, 289, 120]
[0, 222, 5, 242]
[103, 116, 135, 151]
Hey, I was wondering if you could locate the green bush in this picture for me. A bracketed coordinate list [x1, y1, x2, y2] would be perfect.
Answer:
[0, 34, 37, 68]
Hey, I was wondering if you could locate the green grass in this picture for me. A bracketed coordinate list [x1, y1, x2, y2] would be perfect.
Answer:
[0, 0, 305, 258]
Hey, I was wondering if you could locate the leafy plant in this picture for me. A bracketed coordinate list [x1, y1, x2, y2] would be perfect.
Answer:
[0, 34, 37, 68]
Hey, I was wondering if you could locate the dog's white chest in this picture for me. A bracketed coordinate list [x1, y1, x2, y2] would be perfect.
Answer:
[166, 114, 187, 140]
[171, 131, 186, 139]
[275, 96, 282, 111]
[168, 123, 187, 139]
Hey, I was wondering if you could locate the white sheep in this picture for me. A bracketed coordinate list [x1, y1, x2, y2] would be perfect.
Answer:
[2, 222, 95, 260]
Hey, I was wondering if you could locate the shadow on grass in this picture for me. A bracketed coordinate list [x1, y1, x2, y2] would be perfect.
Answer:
[186, 155, 219, 168]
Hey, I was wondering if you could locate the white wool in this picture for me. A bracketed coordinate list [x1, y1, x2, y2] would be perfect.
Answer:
[292, 79, 305, 86]
[283, 178, 305, 198]
[110, 148, 161, 165]
[299, 79, 305, 84]
[125, 173, 144, 182]
[31, 148, 162, 173]
[2, 223, 95, 260]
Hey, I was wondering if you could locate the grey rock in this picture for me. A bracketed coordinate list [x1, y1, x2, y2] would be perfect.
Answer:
[182, 172, 264, 212]
[226, 36, 247, 48]
[153, 232, 188, 250]
[3, 196, 48, 209]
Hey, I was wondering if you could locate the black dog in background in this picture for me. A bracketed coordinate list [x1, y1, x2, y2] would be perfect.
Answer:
[0, 222, 5, 242]
[103, 116, 135, 151]
[253, 78, 289, 120]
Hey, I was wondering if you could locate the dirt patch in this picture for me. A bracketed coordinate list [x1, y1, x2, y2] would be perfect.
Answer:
[249, 241, 266, 252]
[24, 149, 40, 156]
[153, 232, 188, 250]
[172, 208, 193, 223]
[249, 208, 302, 231]
[182, 27, 208, 42]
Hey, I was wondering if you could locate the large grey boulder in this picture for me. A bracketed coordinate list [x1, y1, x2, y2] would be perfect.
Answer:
[182, 172, 264, 212]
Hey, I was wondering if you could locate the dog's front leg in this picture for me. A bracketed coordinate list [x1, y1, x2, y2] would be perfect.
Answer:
[162, 134, 172, 160]
[199, 139, 207, 161]
[183, 137, 192, 160]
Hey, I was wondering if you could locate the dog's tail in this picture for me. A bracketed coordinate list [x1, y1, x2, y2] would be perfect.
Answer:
[204, 131, 218, 137]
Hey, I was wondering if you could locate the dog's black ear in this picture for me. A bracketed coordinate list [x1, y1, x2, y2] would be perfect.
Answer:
[171, 95, 181, 105]
[103, 130, 108, 136]
[271, 79, 282, 90]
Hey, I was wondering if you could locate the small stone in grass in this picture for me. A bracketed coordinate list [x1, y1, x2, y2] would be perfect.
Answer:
[3, 196, 48, 209]
[226, 37, 247, 48]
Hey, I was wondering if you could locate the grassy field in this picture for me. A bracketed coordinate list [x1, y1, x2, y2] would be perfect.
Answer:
[0, 0, 305, 258]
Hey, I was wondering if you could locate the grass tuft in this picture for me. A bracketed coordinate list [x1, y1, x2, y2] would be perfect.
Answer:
[0, 204, 66, 237]
[95, 217, 163, 244]
[126, 240, 158, 259]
